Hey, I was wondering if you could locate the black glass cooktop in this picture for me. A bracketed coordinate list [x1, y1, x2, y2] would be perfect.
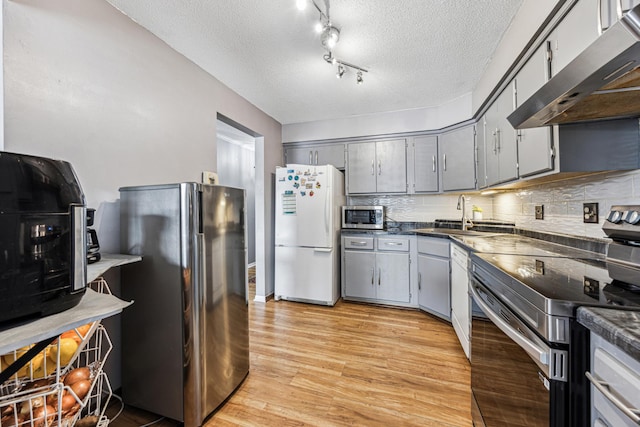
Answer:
[472, 252, 640, 315]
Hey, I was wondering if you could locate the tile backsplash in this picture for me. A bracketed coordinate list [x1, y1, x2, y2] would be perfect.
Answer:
[348, 193, 494, 223]
[493, 170, 640, 239]
[349, 169, 640, 239]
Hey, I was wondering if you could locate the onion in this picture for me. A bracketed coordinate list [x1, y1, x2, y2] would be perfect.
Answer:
[70, 379, 91, 400]
[63, 367, 90, 386]
[31, 405, 56, 427]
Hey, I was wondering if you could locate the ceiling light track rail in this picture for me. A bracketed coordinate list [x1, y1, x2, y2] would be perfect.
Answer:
[296, 0, 369, 84]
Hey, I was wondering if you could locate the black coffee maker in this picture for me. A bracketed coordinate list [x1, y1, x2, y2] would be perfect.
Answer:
[0, 151, 87, 325]
[86, 208, 101, 264]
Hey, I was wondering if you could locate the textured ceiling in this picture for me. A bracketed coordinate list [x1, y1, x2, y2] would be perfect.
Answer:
[105, 0, 524, 125]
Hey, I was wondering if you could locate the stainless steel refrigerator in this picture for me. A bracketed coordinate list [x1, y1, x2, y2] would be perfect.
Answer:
[119, 183, 249, 427]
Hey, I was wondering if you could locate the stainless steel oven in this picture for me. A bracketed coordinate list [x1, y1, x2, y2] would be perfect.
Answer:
[470, 277, 569, 426]
[467, 238, 640, 426]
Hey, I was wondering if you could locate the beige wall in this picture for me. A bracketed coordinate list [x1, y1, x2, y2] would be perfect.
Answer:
[3, 0, 281, 303]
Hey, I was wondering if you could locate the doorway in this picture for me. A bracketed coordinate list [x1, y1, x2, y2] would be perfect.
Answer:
[216, 119, 256, 266]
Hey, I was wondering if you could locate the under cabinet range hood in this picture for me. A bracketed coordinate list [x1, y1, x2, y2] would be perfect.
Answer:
[508, 3, 640, 129]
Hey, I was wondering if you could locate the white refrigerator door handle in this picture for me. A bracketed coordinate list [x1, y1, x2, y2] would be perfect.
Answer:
[324, 184, 330, 236]
[314, 248, 332, 253]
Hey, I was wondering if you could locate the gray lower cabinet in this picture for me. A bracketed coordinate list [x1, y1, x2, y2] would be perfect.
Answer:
[344, 250, 377, 299]
[417, 237, 450, 321]
[342, 234, 411, 305]
[346, 139, 407, 194]
[440, 125, 476, 191]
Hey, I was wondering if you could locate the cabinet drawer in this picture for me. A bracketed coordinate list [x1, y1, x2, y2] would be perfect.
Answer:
[343, 236, 374, 250]
[417, 237, 449, 257]
[377, 237, 409, 252]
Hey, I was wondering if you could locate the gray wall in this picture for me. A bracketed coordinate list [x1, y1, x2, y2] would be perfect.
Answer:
[3, 0, 281, 303]
[3, 0, 281, 387]
[217, 135, 256, 265]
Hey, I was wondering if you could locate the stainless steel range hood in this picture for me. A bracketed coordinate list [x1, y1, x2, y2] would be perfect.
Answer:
[508, 3, 640, 129]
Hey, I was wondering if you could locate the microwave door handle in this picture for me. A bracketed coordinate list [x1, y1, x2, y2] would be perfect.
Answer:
[470, 283, 549, 366]
[585, 371, 640, 424]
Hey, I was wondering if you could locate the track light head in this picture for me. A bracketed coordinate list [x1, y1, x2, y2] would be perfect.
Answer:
[356, 71, 363, 84]
[321, 25, 340, 49]
[337, 64, 346, 79]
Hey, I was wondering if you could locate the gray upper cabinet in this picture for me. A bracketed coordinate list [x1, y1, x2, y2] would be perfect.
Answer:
[284, 144, 345, 169]
[476, 118, 488, 189]
[413, 136, 439, 193]
[549, 0, 600, 76]
[440, 125, 476, 192]
[347, 139, 407, 194]
[515, 44, 554, 177]
[481, 84, 518, 187]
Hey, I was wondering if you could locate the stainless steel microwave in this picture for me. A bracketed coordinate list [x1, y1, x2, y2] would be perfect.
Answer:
[341, 206, 385, 230]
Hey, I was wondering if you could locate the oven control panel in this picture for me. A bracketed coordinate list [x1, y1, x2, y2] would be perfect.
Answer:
[603, 205, 640, 241]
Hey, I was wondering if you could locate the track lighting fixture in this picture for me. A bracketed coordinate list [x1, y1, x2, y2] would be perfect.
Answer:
[296, 0, 369, 84]
[321, 25, 340, 50]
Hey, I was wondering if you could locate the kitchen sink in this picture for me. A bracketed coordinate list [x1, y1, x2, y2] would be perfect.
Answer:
[413, 228, 502, 237]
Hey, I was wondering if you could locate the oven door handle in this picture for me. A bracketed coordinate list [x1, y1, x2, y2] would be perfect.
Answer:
[470, 283, 549, 366]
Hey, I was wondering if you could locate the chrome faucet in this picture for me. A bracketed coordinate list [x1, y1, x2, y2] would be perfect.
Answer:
[456, 194, 474, 231]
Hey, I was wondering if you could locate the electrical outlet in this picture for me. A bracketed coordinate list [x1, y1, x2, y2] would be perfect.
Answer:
[535, 205, 544, 220]
[583, 202, 599, 223]
[202, 171, 219, 185]
[583, 276, 599, 298]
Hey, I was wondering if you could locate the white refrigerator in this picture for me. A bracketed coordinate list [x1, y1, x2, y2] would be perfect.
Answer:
[274, 164, 345, 305]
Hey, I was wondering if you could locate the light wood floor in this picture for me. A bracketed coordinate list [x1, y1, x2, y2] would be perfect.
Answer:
[109, 275, 472, 427]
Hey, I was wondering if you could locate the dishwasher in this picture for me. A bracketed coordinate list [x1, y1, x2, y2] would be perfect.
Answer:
[450, 243, 470, 359]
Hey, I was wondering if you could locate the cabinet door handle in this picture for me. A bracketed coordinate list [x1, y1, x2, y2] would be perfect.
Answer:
[309, 150, 313, 165]
[585, 371, 640, 424]
[315, 150, 318, 165]
[378, 268, 381, 286]
[596, 0, 616, 35]
[371, 268, 375, 285]
[492, 129, 498, 154]
[432, 155, 436, 172]
[496, 128, 501, 153]
[618, 0, 627, 19]
[378, 160, 382, 176]
[597, 0, 604, 35]
[371, 160, 375, 175]
[443, 154, 447, 171]
[418, 272, 422, 290]
[350, 241, 368, 246]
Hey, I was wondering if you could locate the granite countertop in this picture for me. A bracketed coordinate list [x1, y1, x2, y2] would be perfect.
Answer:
[578, 307, 640, 361]
[341, 220, 609, 257]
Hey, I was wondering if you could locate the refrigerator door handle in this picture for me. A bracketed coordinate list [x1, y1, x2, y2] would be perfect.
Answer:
[313, 247, 332, 253]
[325, 190, 330, 236]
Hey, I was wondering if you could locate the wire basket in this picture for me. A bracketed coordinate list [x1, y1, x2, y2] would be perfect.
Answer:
[0, 278, 115, 427]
